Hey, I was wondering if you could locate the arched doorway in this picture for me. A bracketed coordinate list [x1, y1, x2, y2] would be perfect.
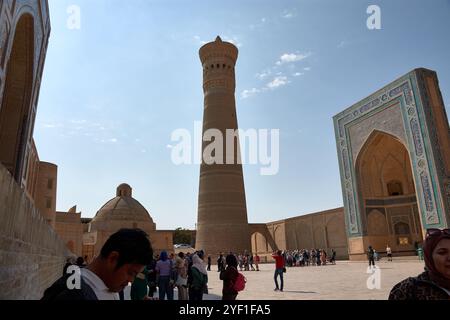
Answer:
[0, 14, 34, 183]
[251, 232, 266, 254]
[356, 130, 423, 254]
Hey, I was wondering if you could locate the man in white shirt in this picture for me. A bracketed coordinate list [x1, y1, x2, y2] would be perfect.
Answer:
[42, 229, 153, 300]
[80, 267, 120, 300]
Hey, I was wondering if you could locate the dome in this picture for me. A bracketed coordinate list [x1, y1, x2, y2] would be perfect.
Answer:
[199, 35, 238, 65]
[90, 184, 156, 232]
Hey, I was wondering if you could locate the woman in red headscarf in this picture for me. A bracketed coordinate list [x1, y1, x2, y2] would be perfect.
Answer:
[389, 229, 450, 300]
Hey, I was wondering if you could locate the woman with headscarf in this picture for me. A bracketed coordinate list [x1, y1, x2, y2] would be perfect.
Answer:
[389, 228, 450, 300]
[188, 253, 208, 301]
[130, 266, 149, 300]
[220, 254, 239, 300]
[155, 251, 174, 300]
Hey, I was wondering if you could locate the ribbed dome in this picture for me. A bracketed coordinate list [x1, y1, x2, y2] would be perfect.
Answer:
[199, 35, 238, 65]
[90, 184, 155, 231]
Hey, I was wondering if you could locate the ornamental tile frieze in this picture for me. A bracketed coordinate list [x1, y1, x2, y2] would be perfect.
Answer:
[334, 70, 445, 236]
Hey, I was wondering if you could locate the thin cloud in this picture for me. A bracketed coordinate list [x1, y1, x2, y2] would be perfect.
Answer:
[195, 35, 243, 48]
[282, 9, 297, 19]
[250, 17, 267, 30]
[70, 120, 87, 124]
[241, 88, 260, 99]
[276, 52, 312, 65]
[94, 138, 118, 144]
[246, 49, 311, 99]
[46, 119, 123, 144]
[223, 35, 243, 48]
[194, 35, 207, 46]
[256, 70, 271, 80]
[337, 41, 348, 48]
[267, 76, 289, 89]
[42, 123, 63, 129]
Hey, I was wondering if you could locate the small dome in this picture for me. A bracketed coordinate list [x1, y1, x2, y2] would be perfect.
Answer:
[199, 36, 238, 65]
[90, 184, 155, 232]
[117, 183, 132, 197]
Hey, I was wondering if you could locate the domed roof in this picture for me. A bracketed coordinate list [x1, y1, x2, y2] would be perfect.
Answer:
[91, 184, 155, 227]
[199, 35, 238, 65]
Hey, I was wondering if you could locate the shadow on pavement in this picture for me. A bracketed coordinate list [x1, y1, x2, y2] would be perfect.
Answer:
[280, 290, 318, 294]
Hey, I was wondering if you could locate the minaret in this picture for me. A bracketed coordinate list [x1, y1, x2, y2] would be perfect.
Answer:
[196, 36, 251, 255]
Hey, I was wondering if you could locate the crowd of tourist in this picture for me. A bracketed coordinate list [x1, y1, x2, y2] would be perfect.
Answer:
[281, 248, 337, 267]
[41, 227, 450, 301]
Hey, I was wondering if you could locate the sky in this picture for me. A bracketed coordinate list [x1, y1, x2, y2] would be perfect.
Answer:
[35, 0, 450, 230]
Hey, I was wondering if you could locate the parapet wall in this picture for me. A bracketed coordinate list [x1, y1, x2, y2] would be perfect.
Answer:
[0, 164, 67, 300]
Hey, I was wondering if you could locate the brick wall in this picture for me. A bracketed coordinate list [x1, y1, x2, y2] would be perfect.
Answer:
[55, 211, 83, 257]
[0, 164, 67, 300]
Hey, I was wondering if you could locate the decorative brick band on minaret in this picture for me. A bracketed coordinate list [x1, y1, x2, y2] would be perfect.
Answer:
[196, 36, 251, 256]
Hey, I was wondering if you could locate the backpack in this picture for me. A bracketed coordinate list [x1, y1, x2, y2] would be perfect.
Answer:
[41, 273, 98, 301]
[233, 272, 246, 292]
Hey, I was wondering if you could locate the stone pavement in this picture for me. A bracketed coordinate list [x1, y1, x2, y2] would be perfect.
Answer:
[205, 259, 425, 300]
[124, 258, 425, 300]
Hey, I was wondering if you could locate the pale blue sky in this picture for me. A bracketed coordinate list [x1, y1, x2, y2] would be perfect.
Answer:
[35, 0, 450, 229]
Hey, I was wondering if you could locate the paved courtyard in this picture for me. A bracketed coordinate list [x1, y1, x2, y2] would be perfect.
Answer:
[124, 258, 425, 300]
[204, 258, 425, 300]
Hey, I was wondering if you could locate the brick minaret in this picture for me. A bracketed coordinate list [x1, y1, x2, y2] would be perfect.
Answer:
[195, 36, 251, 256]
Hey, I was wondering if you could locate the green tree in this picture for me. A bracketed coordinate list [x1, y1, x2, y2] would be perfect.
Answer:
[173, 227, 192, 245]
